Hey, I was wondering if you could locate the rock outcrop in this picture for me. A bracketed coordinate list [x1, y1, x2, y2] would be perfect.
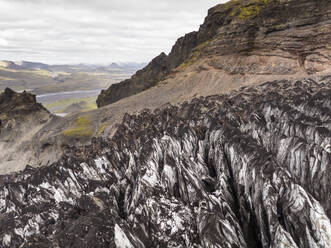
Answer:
[1, 78, 331, 247]
[97, 53, 170, 107]
[0, 88, 51, 139]
[0, 88, 52, 173]
[97, 0, 331, 107]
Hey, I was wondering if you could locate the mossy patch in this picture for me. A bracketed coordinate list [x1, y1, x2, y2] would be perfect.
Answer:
[62, 115, 94, 138]
[228, 0, 269, 19]
[178, 39, 212, 69]
[97, 122, 108, 137]
[238, 5, 261, 19]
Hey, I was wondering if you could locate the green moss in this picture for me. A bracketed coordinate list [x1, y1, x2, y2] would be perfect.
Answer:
[84, 101, 97, 111]
[178, 39, 212, 69]
[97, 122, 107, 137]
[212, 0, 240, 14]
[248, 0, 269, 5]
[229, 0, 269, 19]
[179, 60, 194, 69]
[194, 40, 210, 51]
[238, 5, 260, 19]
[62, 115, 94, 138]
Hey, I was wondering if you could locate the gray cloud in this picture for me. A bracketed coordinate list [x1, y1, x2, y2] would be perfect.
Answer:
[0, 0, 227, 64]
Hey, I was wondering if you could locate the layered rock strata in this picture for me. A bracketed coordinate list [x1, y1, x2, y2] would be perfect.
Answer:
[97, 0, 331, 107]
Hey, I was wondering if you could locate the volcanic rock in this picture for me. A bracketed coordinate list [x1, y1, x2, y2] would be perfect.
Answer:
[1, 78, 331, 247]
[0, 88, 52, 173]
[0, 88, 50, 140]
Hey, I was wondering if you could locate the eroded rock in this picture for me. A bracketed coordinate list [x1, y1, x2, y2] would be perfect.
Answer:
[0, 79, 331, 247]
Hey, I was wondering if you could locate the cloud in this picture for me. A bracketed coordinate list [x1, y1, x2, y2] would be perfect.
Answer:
[0, 0, 228, 64]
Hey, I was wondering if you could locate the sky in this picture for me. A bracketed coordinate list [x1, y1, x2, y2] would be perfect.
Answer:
[0, 0, 228, 65]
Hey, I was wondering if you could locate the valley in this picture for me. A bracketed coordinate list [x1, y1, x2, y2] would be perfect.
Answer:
[37, 89, 101, 115]
[0, 61, 144, 115]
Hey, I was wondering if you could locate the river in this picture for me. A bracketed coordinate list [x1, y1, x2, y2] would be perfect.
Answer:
[36, 89, 101, 105]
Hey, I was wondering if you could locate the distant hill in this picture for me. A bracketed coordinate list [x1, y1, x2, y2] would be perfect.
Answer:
[0, 60, 145, 94]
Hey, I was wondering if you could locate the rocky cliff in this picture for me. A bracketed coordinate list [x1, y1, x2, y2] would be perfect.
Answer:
[97, 53, 170, 107]
[1, 78, 331, 247]
[0, 88, 53, 173]
[97, 0, 331, 107]
[0, 88, 50, 132]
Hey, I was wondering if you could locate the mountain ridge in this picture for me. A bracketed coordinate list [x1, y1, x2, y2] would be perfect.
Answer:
[97, 0, 331, 107]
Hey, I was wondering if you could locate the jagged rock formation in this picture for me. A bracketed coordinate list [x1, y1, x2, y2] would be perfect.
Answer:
[1, 78, 331, 247]
[97, 0, 331, 107]
[0, 88, 53, 173]
[0, 88, 50, 130]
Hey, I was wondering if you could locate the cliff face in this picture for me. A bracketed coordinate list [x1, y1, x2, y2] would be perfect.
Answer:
[96, 31, 200, 107]
[1, 78, 331, 247]
[97, 53, 170, 107]
[203, 0, 331, 74]
[97, 0, 331, 107]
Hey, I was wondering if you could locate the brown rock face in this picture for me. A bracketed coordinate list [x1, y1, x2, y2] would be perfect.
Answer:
[203, 0, 331, 74]
[97, 53, 169, 107]
[0, 88, 50, 139]
[97, 0, 331, 107]
[96, 31, 200, 107]
[0, 88, 52, 172]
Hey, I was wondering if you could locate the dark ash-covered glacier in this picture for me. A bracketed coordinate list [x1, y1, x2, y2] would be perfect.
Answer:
[1, 78, 331, 247]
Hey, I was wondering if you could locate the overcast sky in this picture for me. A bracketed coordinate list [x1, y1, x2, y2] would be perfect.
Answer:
[0, 0, 228, 65]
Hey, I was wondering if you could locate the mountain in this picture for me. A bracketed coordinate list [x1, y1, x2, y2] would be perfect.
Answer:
[1, 78, 331, 247]
[97, 0, 331, 107]
[0, 0, 331, 247]
[0, 60, 145, 73]
[0, 88, 54, 173]
[14, 61, 50, 70]
[0, 60, 143, 95]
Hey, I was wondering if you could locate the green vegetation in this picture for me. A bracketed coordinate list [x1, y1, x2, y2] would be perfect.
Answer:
[226, 0, 269, 19]
[238, 5, 261, 19]
[84, 101, 98, 112]
[0, 75, 15, 81]
[97, 122, 108, 137]
[179, 39, 212, 69]
[62, 115, 94, 138]
[177, 0, 272, 70]
[0, 66, 130, 95]
[44, 96, 97, 114]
